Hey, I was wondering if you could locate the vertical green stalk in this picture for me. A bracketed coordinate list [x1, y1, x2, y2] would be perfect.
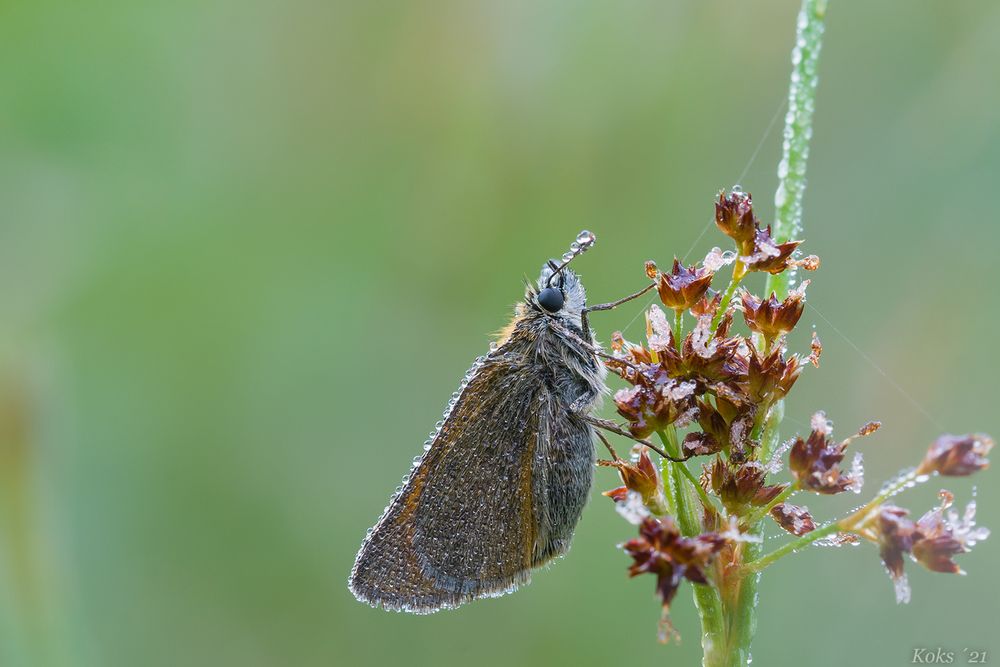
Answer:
[718, 2, 829, 666]
[656, 430, 726, 665]
[765, 0, 829, 302]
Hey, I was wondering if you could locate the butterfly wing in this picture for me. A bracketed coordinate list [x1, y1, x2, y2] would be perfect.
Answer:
[349, 347, 551, 613]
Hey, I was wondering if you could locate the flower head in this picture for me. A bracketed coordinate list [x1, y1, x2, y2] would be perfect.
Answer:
[613, 379, 697, 440]
[623, 516, 727, 634]
[714, 189, 758, 250]
[740, 284, 808, 347]
[741, 226, 802, 274]
[701, 458, 787, 513]
[770, 503, 815, 536]
[601, 446, 669, 515]
[788, 413, 876, 494]
[656, 259, 715, 312]
[746, 341, 802, 404]
[917, 433, 993, 477]
[867, 492, 990, 603]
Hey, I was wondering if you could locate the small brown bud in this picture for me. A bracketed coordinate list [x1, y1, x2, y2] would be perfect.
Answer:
[858, 421, 882, 437]
[917, 433, 993, 477]
[770, 503, 815, 536]
[599, 446, 667, 514]
[788, 413, 870, 495]
[656, 259, 714, 312]
[795, 254, 821, 271]
[644, 260, 659, 280]
[714, 189, 757, 251]
[740, 285, 807, 346]
[740, 226, 802, 274]
[807, 331, 823, 367]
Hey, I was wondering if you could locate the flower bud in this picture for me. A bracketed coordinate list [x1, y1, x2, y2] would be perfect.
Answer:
[916, 433, 993, 477]
[656, 259, 714, 312]
[714, 189, 757, 249]
[740, 284, 807, 346]
[770, 503, 815, 536]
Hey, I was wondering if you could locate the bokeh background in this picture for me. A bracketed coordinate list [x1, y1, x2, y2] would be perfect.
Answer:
[1, 1, 998, 665]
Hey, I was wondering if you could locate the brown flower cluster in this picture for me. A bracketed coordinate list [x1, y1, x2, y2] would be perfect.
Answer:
[787, 412, 878, 495]
[608, 191, 816, 470]
[623, 515, 726, 639]
[861, 489, 990, 603]
[917, 433, 993, 477]
[599, 189, 991, 632]
[850, 435, 993, 602]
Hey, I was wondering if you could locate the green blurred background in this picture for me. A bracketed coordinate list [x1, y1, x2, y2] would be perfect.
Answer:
[1, 1, 997, 665]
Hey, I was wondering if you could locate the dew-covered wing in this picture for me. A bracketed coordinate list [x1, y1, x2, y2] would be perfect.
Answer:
[349, 346, 546, 613]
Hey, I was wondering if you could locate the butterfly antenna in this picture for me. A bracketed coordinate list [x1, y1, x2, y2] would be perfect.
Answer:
[546, 230, 597, 287]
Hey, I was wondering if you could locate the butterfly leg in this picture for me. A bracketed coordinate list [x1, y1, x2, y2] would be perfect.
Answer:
[582, 415, 690, 463]
[581, 281, 656, 342]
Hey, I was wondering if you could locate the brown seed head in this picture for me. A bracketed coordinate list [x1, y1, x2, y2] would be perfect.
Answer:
[741, 226, 802, 274]
[656, 259, 714, 312]
[740, 285, 807, 345]
[770, 503, 815, 536]
[917, 433, 993, 477]
[599, 446, 667, 513]
[623, 516, 727, 615]
[714, 189, 758, 251]
[788, 413, 870, 494]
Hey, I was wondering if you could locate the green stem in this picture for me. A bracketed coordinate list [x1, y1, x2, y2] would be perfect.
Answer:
[705, 4, 829, 664]
[656, 430, 698, 532]
[658, 428, 716, 512]
[673, 309, 684, 351]
[741, 521, 841, 574]
[857, 468, 923, 515]
[711, 262, 745, 332]
[656, 430, 725, 664]
[765, 0, 829, 302]
[758, 399, 785, 463]
[744, 484, 796, 527]
[741, 468, 929, 575]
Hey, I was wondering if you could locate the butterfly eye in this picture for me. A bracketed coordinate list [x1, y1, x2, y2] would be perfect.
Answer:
[537, 287, 564, 313]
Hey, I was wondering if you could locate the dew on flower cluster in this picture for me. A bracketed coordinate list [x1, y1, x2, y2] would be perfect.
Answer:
[848, 452, 865, 494]
[704, 246, 737, 271]
[615, 490, 651, 525]
[945, 497, 990, 549]
[892, 572, 912, 604]
[810, 410, 833, 435]
[765, 437, 796, 474]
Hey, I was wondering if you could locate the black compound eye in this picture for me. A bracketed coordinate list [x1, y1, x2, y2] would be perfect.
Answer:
[537, 287, 564, 313]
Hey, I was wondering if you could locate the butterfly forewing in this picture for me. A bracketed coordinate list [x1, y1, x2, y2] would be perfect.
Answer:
[349, 344, 544, 612]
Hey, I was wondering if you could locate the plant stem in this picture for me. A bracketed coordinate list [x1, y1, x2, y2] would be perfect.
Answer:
[673, 310, 684, 351]
[656, 431, 726, 666]
[765, 0, 829, 302]
[701, 3, 830, 665]
[711, 262, 745, 332]
[744, 484, 796, 527]
[741, 521, 841, 574]
[657, 428, 716, 512]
